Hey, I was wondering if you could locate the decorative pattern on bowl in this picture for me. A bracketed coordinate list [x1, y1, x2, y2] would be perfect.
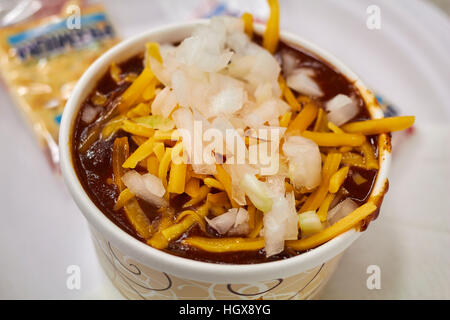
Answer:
[91, 227, 342, 300]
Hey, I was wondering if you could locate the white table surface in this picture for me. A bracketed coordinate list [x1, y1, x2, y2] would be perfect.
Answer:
[0, 0, 449, 299]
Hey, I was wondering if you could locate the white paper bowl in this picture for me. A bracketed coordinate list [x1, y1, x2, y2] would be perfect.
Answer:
[59, 20, 391, 300]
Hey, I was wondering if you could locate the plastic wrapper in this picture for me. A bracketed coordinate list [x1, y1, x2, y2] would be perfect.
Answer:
[0, 0, 120, 169]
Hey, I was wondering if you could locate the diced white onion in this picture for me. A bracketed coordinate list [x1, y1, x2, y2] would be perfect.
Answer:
[176, 17, 233, 73]
[211, 116, 248, 160]
[148, 44, 178, 86]
[286, 68, 323, 97]
[171, 69, 190, 108]
[263, 207, 287, 256]
[206, 208, 249, 236]
[327, 198, 358, 225]
[240, 173, 273, 213]
[121, 170, 168, 207]
[282, 136, 322, 190]
[227, 51, 280, 94]
[325, 94, 359, 126]
[261, 177, 298, 257]
[254, 82, 273, 104]
[281, 51, 298, 77]
[265, 175, 286, 195]
[243, 99, 288, 128]
[206, 208, 237, 234]
[285, 191, 299, 239]
[224, 164, 257, 206]
[228, 207, 250, 236]
[210, 86, 246, 115]
[263, 193, 298, 257]
[298, 210, 323, 236]
[172, 108, 216, 174]
[171, 107, 194, 158]
[151, 86, 178, 118]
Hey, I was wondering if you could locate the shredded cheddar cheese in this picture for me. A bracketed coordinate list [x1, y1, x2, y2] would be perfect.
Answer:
[287, 202, 377, 251]
[185, 178, 201, 198]
[329, 166, 349, 193]
[302, 131, 366, 147]
[263, 0, 280, 53]
[300, 152, 342, 212]
[183, 185, 211, 208]
[286, 101, 318, 135]
[114, 188, 134, 211]
[342, 116, 415, 135]
[241, 12, 254, 38]
[183, 237, 266, 253]
[122, 137, 155, 169]
[204, 177, 225, 191]
[279, 76, 301, 111]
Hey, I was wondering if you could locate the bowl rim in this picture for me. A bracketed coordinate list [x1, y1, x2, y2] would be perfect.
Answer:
[59, 19, 391, 283]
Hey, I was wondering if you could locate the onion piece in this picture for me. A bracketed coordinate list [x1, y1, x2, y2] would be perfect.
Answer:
[211, 116, 248, 161]
[206, 208, 237, 234]
[281, 50, 298, 77]
[171, 107, 197, 163]
[282, 136, 322, 190]
[210, 86, 246, 115]
[227, 51, 280, 94]
[263, 207, 287, 256]
[206, 208, 249, 236]
[263, 194, 298, 257]
[240, 173, 273, 213]
[325, 94, 359, 126]
[242, 99, 288, 128]
[262, 178, 298, 257]
[254, 82, 273, 104]
[286, 68, 323, 97]
[226, 32, 250, 55]
[176, 18, 233, 73]
[151, 86, 178, 118]
[81, 106, 100, 124]
[223, 164, 256, 206]
[177, 36, 231, 72]
[266, 175, 286, 195]
[298, 210, 323, 237]
[327, 198, 358, 225]
[171, 107, 194, 151]
[171, 69, 190, 108]
[121, 170, 168, 208]
[285, 191, 299, 239]
[148, 44, 179, 86]
[172, 108, 216, 174]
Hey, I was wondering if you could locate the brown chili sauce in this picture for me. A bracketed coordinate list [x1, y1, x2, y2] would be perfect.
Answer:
[71, 40, 379, 264]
